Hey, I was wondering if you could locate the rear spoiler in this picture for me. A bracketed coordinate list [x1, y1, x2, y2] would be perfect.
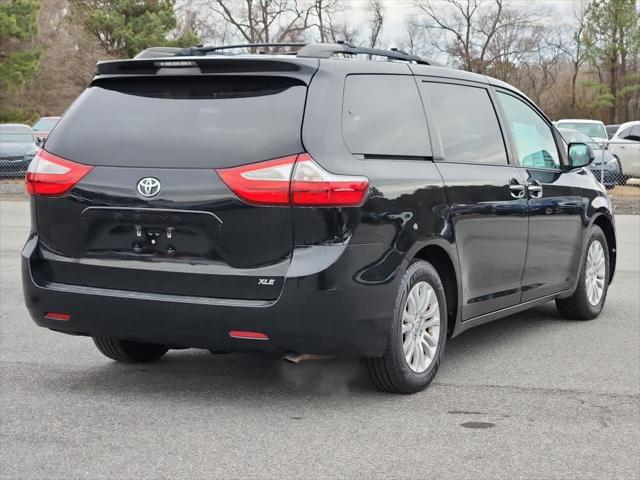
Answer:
[94, 56, 319, 81]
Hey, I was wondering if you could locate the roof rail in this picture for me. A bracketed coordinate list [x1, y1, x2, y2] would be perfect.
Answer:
[188, 43, 307, 55]
[297, 42, 433, 65]
[135, 47, 186, 59]
[135, 42, 435, 65]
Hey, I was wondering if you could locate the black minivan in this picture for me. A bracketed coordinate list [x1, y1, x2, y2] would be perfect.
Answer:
[22, 43, 616, 393]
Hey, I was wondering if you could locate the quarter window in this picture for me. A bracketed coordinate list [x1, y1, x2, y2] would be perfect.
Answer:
[497, 92, 560, 169]
[342, 75, 431, 157]
[420, 82, 507, 165]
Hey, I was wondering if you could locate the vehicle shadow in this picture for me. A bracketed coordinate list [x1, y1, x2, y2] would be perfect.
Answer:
[36, 302, 570, 399]
[444, 301, 568, 360]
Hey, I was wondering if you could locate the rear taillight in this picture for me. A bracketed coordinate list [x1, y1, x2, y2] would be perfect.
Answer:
[216, 153, 369, 207]
[26, 149, 93, 196]
[291, 155, 370, 206]
[215, 155, 296, 205]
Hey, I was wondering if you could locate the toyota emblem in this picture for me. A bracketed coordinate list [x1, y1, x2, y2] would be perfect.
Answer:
[137, 177, 161, 198]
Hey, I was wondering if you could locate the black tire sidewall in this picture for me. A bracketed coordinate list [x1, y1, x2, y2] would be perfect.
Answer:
[576, 226, 610, 316]
[388, 260, 448, 391]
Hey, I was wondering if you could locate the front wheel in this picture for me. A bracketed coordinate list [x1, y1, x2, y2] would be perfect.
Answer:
[556, 225, 609, 320]
[614, 157, 627, 185]
[93, 337, 169, 363]
[364, 260, 448, 394]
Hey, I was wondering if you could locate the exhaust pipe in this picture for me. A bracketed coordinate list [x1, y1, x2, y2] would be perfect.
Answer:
[282, 353, 333, 364]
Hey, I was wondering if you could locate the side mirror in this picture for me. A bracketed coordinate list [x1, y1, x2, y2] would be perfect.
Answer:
[567, 142, 594, 169]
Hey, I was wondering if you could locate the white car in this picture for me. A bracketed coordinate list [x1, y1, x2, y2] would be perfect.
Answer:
[555, 119, 609, 147]
[608, 120, 640, 179]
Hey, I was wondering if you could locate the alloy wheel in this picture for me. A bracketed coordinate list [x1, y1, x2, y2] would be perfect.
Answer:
[585, 240, 606, 306]
[401, 281, 441, 373]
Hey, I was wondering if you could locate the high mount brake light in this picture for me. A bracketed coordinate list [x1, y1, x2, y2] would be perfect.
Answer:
[26, 150, 93, 196]
[216, 153, 369, 207]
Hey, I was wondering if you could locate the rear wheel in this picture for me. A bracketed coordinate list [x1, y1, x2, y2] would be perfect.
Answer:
[364, 260, 447, 394]
[93, 337, 169, 363]
[556, 225, 609, 320]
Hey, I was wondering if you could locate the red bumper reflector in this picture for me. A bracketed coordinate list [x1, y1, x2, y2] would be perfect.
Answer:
[44, 312, 71, 321]
[228, 330, 269, 340]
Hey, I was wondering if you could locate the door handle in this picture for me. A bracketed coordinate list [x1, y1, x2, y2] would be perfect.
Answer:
[508, 178, 525, 199]
[527, 180, 543, 198]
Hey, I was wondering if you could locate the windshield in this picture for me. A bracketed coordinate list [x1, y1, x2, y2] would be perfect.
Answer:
[559, 129, 595, 145]
[0, 132, 34, 143]
[557, 122, 607, 140]
[32, 118, 59, 131]
[45, 76, 307, 169]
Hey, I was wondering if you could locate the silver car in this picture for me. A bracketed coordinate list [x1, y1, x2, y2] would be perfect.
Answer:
[0, 124, 40, 178]
[558, 127, 622, 188]
[608, 121, 640, 179]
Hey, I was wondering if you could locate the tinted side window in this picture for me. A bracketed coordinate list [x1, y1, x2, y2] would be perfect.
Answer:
[626, 126, 640, 141]
[617, 127, 632, 139]
[497, 92, 560, 169]
[420, 82, 507, 165]
[342, 75, 431, 157]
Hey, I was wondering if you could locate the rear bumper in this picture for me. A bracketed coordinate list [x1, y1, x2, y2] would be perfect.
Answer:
[22, 235, 404, 357]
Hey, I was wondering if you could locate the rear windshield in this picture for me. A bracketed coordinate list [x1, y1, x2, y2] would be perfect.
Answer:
[45, 76, 307, 168]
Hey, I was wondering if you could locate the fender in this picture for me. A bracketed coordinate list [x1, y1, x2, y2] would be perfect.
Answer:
[557, 209, 617, 299]
[404, 236, 464, 336]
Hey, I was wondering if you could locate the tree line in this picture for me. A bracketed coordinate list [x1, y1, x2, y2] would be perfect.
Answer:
[1, 0, 638, 124]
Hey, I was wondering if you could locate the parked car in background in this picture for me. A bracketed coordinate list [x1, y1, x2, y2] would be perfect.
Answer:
[0, 124, 39, 178]
[32, 116, 61, 142]
[605, 124, 620, 139]
[558, 128, 622, 188]
[556, 119, 608, 146]
[608, 120, 640, 179]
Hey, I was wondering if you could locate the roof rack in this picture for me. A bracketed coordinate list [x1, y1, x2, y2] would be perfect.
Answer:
[190, 43, 307, 55]
[297, 42, 432, 65]
[135, 42, 435, 65]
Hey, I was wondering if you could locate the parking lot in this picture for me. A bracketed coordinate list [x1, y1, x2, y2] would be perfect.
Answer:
[1, 198, 638, 479]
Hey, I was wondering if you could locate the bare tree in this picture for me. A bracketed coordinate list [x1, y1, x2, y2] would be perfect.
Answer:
[367, 0, 385, 49]
[414, 0, 538, 74]
[205, 0, 314, 50]
[547, 0, 588, 111]
[309, 0, 341, 42]
[329, 21, 360, 44]
[516, 34, 563, 105]
[172, 0, 211, 44]
[399, 16, 431, 56]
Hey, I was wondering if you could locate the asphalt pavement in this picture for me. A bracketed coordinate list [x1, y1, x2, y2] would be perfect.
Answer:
[1, 199, 639, 480]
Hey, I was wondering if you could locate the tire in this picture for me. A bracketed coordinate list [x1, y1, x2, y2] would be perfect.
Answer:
[617, 161, 628, 186]
[93, 337, 169, 363]
[556, 225, 609, 320]
[612, 157, 628, 185]
[364, 260, 448, 394]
